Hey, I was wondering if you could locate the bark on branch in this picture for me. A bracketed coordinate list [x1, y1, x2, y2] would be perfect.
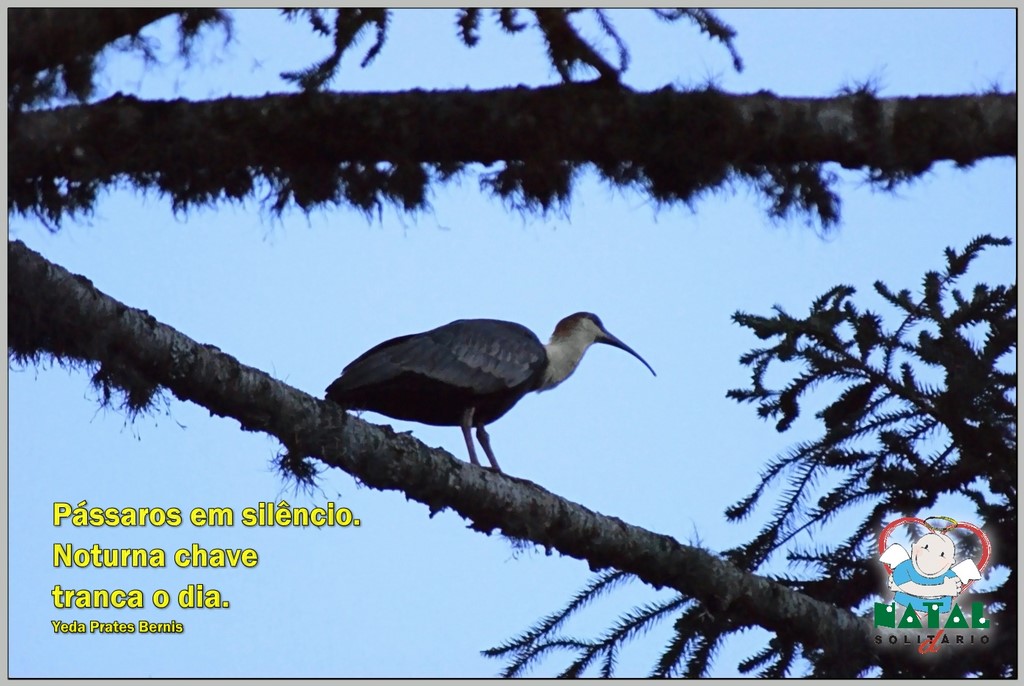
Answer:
[10, 88, 1016, 221]
[10, 238, 951, 673]
[14, 87, 1016, 172]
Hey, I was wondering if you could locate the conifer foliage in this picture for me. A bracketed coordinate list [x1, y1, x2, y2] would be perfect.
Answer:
[489, 236, 1015, 677]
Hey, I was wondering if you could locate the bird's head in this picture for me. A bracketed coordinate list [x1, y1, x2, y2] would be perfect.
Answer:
[546, 312, 656, 382]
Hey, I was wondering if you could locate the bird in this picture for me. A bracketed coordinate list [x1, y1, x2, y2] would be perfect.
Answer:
[325, 312, 655, 473]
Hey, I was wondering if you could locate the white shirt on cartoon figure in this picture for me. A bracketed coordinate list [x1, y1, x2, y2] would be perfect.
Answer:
[881, 532, 963, 613]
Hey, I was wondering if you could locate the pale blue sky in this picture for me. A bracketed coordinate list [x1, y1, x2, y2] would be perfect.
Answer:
[8, 9, 1015, 677]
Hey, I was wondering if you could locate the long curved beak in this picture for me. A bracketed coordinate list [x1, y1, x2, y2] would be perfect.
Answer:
[597, 329, 656, 377]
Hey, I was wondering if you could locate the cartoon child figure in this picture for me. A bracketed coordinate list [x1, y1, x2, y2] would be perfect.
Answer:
[880, 530, 981, 614]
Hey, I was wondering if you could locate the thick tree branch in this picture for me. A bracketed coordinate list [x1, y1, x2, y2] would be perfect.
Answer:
[10, 238, 953, 674]
[14, 87, 1015, 170]
[10, 88, 1015, 224]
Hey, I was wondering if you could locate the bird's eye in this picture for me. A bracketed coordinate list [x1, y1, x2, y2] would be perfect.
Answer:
[923, 544, 929, 550]
[940, 552, 945, 557]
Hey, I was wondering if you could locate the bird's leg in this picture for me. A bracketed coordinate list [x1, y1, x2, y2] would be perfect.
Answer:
[475, 425, 502, 473]
[460, 407, 481, 467]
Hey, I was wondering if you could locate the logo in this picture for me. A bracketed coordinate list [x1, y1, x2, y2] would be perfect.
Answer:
[874, 516, 992, 654]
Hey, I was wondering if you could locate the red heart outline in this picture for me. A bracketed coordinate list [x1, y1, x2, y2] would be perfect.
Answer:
[879, 516, 991, 596]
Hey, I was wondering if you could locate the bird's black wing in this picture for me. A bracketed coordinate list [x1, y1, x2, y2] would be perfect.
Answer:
[328, 319, 545, 397]
[437, 319, 546, 393]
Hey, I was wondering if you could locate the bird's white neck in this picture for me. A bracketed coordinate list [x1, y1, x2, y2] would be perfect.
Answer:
[539, 331, 595, 391]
